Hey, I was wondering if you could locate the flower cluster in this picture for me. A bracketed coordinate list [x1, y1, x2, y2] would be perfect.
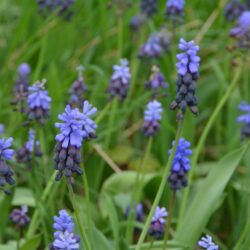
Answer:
[237, 101, 250, 139]
[139, 32, 171, 59]
[145, 65, 168, 96]
[143, 100, 163, 137]
[198, 235, 219, 250]
[16, 129, 42, 167]
[168, 138, 192, 190]
[140, 0, 158, 17]
[68, 66, 87, 109]
[107, 59, 131, 101]
[230, 11, 250, 48]
[165, 0, 185, 24]
[11, 63, 31, 113]
[170, 38, 200, 119]
[148, 206, 168, 239]
[0, 138, 15, 194]
[49, 209, 80, 250]
[27, 80, 51, 123]
[37, 0, 75, 18]
[224, 0, 246, 21]
[10, 206, 30, 229]
[54, 101, 97, 181]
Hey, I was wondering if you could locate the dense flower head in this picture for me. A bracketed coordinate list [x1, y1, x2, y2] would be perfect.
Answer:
[145, 65, 168, 95]
[27, 80, 51, 123]
[171, 38, 200, 119]
[165, 0, 185, 23]
[0, 138, 15, 193]
[143, 100, 163, 137]
[140, 0, 158, 17]
[198, 235, 219, 250]
[237, 101, 250, 139]
[224, 0, 246, 21]
[51, 209, 80, 250]
[168, 138, 192, 190]
[107, 59, 131, 101]
[69, 65, 87, 109]
[148, 206, 168, 239]
[10, 206, 30, 228]
[54, 101, 97, 180]
[11, 63, 31, 113]
[230, 11, 250, 37]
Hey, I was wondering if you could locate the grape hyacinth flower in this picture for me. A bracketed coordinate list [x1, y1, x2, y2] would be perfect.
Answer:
[107, 59, 131, 101]
[167, 138, 192, 190]
[0, 138, 15, 194]
[68, 65, 87, 109]
[237, 101, 250, 139]
[125, 203, 144, 222]
[198, 235, 219, 250]
[10, 206, 30, 229]
[0, 124, 4, 134]
[139, 32, 171, 59]
[145, 65, 168, 96]
[129, 15, 145, 31]
[54, 101, 97, 181]
[16, 129, 42, 167]
[148, 206, 168, 239]
[140, 0, 158, 17]
[143, 100, 163, 137]
[165, 0, 185, 24]
[170, 38, 200, 120]
[224, 0, 246, 21]
[27, 79, 51, 123]
[37, 0, 75, 18]
[11, 63, 31, 113]
[49, 209, 80, 250]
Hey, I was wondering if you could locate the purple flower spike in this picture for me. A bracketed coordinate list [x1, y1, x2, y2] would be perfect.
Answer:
[148, 206, 168, 239]
[198, 235, 219, 250]
[140, 35, 162, 59]
[237, 101, 250, 139]
[53, 231, 79, 250]
[27, 79, 51, 123]
[53, 210, 74, 237]
[140, 0, 158, 18]
[54, 101, 97, 180]
[143, 100, 163, 137]
[0, 137, 15, 193]
[10, 205, 30, 229]
[224, 0, 246, 22]
[168, 138, 192, 190]
[107, 59, 131, 101]
[165, 0, 185, 23]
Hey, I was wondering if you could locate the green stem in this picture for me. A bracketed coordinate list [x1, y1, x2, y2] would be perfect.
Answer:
[178, 66, 242, 228]
[17, 229, 21, 250]
[163, 191, 176, 250]
[126, 138, 153, 243]
[118, 15, 123, 57]
[67, 180, 91, 250]
[135, 119, 185, 250]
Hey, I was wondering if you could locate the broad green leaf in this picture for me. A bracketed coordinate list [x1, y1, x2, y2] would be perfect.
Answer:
[20, 235, 41, 250]
[175, 145, 249, 247]
[92, 224, 113, 250]
[12, 188, 35, 207]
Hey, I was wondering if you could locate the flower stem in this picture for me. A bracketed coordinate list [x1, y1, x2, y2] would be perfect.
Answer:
[17, 229, 21, 250]
[67, 180, 91, 250]
[163, 191, 176, 250]
[178, 66, 242, 229]
[135, 119, 184, 250]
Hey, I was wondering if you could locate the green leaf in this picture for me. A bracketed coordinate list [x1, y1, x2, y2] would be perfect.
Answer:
[12, 188, 35, 207]
[20, 235, 41, 250]
[175, 145, 249, 247]
[92, 224, 113, 250]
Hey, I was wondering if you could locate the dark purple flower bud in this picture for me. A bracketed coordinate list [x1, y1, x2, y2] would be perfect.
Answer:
[165, 0, 185, 24]
[11, 63, 31, 113]
[125, 203, 144, 223]
[143, 100, 163, 137]
[10, 206, 30, 229]
[140, 0, 158, 17]
[0, 138, 15, 193]
[27, 79, 51, 123]
[148, 206, 168, 239]
[224, 0, 246, 21]
[107, 59, 131, 101]
[167, 138, 192, 190]
[54, 101, 97, 180]
[68, 65, 87, 109]
[237, 101, 250, 139]
[171, 38, 200, 119]
[198, 235, 219, 250]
